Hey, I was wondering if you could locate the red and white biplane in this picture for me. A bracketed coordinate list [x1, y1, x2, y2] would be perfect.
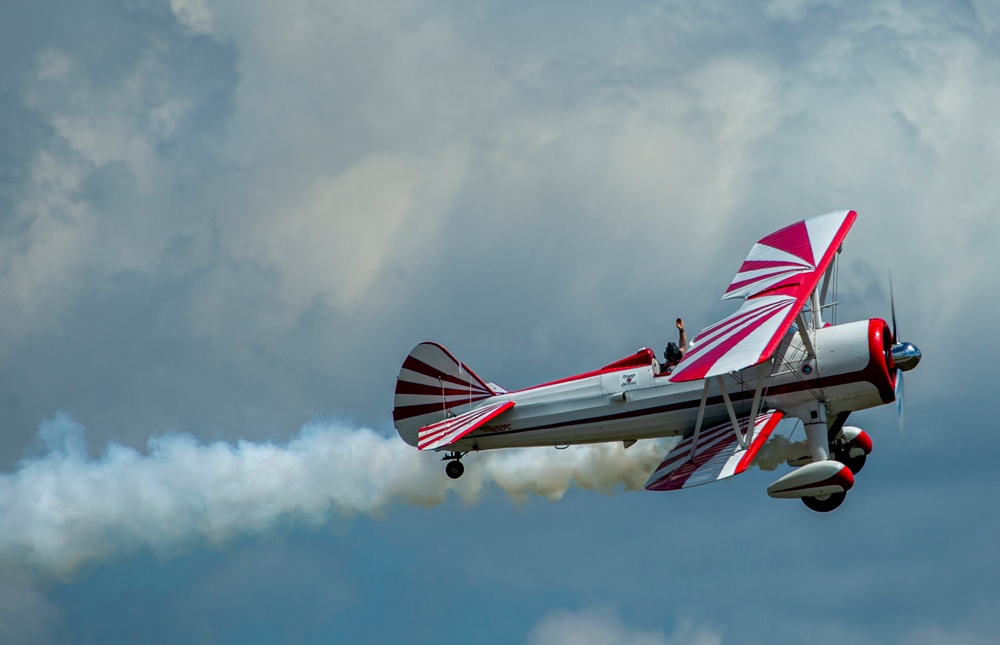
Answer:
[393, 211, 921, 511]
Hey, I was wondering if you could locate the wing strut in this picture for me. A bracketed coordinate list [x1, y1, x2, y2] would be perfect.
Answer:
[795, 312, 817, 359]
[714, 362, 770, 449]
[811, 288, 823, 329]
[716, 375, 745, 448]
[746, 362, 768, 443]
[687, 379, 712, 457]
[819, 260, 836, 309]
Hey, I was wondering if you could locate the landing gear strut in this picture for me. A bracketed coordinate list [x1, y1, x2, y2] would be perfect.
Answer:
[443, 452, 466, 479]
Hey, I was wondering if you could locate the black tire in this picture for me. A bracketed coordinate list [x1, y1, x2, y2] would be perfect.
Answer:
[840, 453, 866, 475]
[445, 460, 465, 480]
[802, 492, 846, 513]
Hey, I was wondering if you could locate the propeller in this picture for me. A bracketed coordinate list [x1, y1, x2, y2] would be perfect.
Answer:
[889, 271, 897, 341]
[887, 271, 921, 442]
[894, 367, 905, 443]
[889, 271, 903, 442]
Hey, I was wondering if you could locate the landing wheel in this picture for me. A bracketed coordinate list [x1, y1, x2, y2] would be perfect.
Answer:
[839, 453, 866, 475]
[445, 460, 465, 480]
[802, 492, 846, 513]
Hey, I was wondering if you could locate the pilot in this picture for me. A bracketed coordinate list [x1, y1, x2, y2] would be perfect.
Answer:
[662, 318, 688, 374]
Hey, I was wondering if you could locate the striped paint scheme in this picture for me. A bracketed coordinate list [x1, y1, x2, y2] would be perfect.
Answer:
[723, 210, 856, 300]
[393, 342, 496, 424]
[644, 410, 784, 491]
[418, 400, 515, 451]
[669, 210, 856, 382]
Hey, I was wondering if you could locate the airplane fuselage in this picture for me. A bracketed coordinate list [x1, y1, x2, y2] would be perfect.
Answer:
[403, 318, 895, 452]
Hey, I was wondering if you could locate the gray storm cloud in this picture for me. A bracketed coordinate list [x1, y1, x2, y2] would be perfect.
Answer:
[0, 413, 669, 575]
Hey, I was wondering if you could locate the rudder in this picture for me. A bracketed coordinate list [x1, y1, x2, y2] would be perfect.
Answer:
[393, 342, 497, 447]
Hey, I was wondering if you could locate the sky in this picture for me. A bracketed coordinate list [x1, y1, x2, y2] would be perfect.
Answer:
[1, 0, 998, 642]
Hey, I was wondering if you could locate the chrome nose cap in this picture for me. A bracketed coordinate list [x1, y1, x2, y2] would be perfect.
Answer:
[891, 342, 921, 372]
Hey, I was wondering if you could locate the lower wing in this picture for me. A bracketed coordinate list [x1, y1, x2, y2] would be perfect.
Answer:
[645, 411, 784, 491]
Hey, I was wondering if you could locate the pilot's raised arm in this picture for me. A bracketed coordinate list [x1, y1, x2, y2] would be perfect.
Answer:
[661, 318, 688, 374]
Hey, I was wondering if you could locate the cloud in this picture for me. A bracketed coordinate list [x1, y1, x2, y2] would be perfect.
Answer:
[527, 608, 721, 645]
[170, 0, 213, 34]
[4, 0, 997, 464]
[0, 1, 997, 640]
[900, 619, 1000, 645]
[0, 563, 66, 645]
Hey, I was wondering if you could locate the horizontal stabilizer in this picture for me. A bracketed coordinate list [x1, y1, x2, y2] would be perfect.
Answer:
[645, 411, 784, 491]
[418, 400, 515, 451]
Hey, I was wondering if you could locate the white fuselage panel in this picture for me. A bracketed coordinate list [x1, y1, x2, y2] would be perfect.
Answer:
[448, 319, 892, 452]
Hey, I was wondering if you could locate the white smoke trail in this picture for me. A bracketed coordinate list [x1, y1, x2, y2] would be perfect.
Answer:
[752, 435, 809, 471]
[0, 413, 667, 575]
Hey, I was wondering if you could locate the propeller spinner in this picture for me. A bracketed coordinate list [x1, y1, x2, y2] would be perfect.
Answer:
[891, 341, 922, 371]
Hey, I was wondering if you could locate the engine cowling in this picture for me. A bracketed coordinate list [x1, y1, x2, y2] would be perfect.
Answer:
[766, 319, 897, 418]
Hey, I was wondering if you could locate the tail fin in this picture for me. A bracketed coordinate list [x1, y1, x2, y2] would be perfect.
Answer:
[393, 342, 497, 447]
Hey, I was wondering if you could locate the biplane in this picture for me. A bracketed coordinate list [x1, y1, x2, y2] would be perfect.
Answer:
[393, 211, 921, 511]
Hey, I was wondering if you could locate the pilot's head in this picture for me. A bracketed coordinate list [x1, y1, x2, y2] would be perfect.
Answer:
[664, 342, 682, 365]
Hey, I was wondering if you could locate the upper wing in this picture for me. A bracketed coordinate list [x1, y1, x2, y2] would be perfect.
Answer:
[669, 210, 856, 382]
[644, 411, 784, 491]
[417, 400, 515, 451]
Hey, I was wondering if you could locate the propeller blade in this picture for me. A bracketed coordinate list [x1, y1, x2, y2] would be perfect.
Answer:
[889, 270, 898, 342]
[894, 368, 906, 444]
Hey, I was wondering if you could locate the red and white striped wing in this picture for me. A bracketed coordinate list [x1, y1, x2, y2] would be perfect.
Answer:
[723, 210, 857, 300]
[418, 400, 515, 451]
[668, 295, 798, 381]
[644, 411, 784, 491]
[669, 210, 856, 382]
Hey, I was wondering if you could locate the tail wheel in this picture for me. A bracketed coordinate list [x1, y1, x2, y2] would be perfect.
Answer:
[802, 492, 846, 513]
[445, 460, 465, 480]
